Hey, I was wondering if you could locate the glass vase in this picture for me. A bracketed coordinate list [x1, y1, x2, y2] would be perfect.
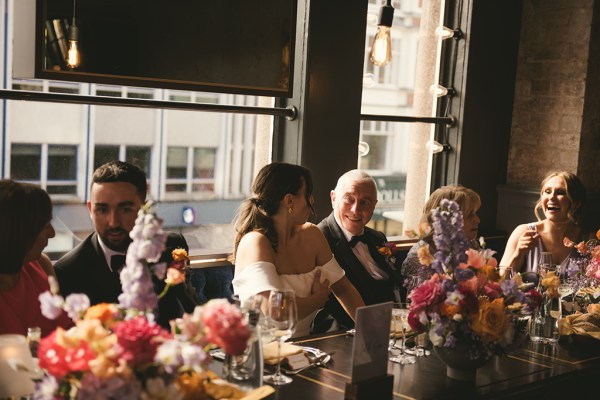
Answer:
[528, 292, 561, 344]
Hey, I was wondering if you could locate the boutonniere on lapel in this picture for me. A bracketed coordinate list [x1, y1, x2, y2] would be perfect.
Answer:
[159, 247, 190, 298]
[377, 242, 399, 265]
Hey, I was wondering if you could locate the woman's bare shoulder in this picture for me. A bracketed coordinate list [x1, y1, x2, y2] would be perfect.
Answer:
[236, 231, 275, 268]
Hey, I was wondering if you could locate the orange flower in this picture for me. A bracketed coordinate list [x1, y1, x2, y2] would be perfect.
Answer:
[172, 248, 190, 263]
[378, 246, 393, 257]
[469, 297, 508, 343]
[83, 303, 121, 327]
[481, 264, 500, 281]
[440, 302, 462, 319]
[596, 228, 600, 241]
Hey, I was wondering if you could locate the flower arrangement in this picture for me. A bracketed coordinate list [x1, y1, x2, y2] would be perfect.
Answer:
[564, 229, 600, 286]
[377, 242, 399, 265]
[35, 203, 251, 399]
[407, 200, 541, 356]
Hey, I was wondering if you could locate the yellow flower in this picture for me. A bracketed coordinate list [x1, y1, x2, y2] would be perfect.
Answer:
[84, 303, 121, 327]
[469, 297, 508, 343]
[541, 272, 560, 298]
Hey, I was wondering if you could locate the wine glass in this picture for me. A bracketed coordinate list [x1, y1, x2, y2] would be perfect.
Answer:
[538, 252, 553, 275]
[263, 290, 297, 386]
[389, 302, 416, 365]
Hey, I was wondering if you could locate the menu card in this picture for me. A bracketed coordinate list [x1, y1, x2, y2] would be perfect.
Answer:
[350, 302, 392, 382]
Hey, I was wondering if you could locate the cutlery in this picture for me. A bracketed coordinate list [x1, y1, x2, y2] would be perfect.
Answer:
[283, 353, 333, 375]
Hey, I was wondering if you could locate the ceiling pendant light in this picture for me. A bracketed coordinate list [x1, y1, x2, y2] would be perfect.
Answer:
[369, 0, 394, 67]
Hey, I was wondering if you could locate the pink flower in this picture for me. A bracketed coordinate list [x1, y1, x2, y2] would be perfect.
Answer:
[410, 275, 446, 314]
[38, 330, 95, 378]
[111, 316, 172, 366]
[201, 299, 250, 356]
[165, 268, 185, 285]
[466, 249, 485, 269]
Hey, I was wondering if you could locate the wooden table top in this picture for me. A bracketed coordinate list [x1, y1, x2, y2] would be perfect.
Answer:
[252, 331, 600, 400]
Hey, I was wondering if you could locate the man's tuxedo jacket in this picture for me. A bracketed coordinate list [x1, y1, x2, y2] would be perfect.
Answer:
[55, 231, 197, 328]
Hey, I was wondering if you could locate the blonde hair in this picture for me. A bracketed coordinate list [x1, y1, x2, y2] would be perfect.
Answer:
[534, 170, 586, 224]
[420, 185, 481, 238]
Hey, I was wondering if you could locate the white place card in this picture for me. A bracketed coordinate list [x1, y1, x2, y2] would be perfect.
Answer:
[349, 302, 393, 382]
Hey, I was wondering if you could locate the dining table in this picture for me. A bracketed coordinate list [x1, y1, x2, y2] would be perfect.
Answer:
[223, 331, 600, 400]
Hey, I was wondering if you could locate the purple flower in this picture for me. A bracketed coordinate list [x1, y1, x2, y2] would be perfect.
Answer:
[78, 374, 141, 400]
[33, 376, 58, 400]
[63, 294, 91, 322]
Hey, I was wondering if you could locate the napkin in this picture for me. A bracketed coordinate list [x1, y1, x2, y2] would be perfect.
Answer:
[557, 310, 600, 340]
[262, 342, 304, 364]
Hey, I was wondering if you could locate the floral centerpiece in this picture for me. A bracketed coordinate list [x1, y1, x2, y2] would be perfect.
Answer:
[564, 230, 600, 286]
[407, 200, 541, 378]
[35, 203, 251, 399]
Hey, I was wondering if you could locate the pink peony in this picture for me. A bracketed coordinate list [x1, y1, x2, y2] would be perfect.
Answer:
[201, 299, 250, 356]
[112, 316, 172, 366]
[38, 330, 95, 378]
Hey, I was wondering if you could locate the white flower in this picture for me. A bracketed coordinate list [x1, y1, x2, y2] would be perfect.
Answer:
[38, 291, 64, 320]
[63, 294, 91, 322]
[181, 343, 207, 368]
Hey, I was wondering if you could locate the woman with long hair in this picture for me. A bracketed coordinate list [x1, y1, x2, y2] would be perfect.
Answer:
[232, 162, 364, 337]
[500, 170, 592, 274]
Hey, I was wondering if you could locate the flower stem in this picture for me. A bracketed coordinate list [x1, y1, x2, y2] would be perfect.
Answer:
[158, 283, 171, 299]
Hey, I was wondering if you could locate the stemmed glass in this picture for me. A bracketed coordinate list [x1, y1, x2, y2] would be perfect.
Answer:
[389, 302, 416, 365]
[263, 290, 297, 386]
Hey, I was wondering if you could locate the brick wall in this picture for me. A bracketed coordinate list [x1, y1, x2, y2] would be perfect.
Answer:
[508, 0, 600, 190]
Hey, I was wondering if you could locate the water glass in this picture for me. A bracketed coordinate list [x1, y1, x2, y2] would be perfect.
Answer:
[389, 302, 415, 364]
[263, 290, 297, 386]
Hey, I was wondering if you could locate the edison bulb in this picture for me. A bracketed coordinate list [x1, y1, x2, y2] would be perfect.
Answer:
[66, 40, 81, 68]
[369, 26, 392, 67]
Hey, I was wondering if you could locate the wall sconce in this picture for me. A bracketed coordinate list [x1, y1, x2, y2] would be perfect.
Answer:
[66, 0, 81, 68]
[369, 0, 394, 67]
[358, 141, 370, 156]
[362, 73, 375, 88]
[426, 140, 451, 154]
[429, 84, 456, 98]
[435, 26, 463, 40]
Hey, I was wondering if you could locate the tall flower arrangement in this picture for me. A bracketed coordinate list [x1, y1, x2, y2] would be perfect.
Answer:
[407, 200, 541, 356]
[35, 203, 251, 399]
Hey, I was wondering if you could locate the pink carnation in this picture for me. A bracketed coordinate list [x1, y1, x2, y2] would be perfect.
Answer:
[201, 299, 250, 356]
[38, 330, 95, 378]
[112, 316, 172, 366]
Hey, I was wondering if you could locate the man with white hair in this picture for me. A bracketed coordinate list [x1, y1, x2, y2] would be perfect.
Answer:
[316, 170, 403, 331]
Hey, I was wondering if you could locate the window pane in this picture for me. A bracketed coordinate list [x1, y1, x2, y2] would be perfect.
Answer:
[126, 146, 151, 177]
[47, 185, 77, 195]
[193, 148, 216, 178]
[166, 147, 188, 178]
[48, 145, 77, 180]
[94, 145, 119, 170]
[166, 183, 187, 192]
[192, 183, 215, 192]
[359, 136, 388, 170]
[11, 144, 41, 180]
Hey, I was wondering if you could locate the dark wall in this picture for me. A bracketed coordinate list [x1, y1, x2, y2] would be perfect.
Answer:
[446, 0, 523, 237]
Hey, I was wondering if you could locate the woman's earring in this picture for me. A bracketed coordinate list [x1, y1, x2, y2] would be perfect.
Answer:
[288, 206, 294, 214]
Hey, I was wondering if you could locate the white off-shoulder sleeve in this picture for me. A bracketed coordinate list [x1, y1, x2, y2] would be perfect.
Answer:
[232, 261, 283, 302]
[319, 256, 345, 286]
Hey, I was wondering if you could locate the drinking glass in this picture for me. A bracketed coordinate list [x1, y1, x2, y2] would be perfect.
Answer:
[538, 252, 553, 274]
[389, 302, 416, 365]
[263, 290, 297, 385]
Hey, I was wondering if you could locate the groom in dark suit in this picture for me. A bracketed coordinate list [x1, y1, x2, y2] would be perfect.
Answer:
[55, 161, 197, 328]
[317, 170, 404, 331]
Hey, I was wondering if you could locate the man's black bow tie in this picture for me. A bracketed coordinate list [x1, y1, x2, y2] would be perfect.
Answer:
[349, 234, 367, 247]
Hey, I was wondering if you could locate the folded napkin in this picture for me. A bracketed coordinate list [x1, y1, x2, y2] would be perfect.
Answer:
[263, 342, 304, 364]
[558, 308, 600, 340]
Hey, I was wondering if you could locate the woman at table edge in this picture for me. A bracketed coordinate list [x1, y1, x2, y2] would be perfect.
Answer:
[0, 179, 72, 337]
[231, 162, 364, 337]
[499, 170, 594, 275]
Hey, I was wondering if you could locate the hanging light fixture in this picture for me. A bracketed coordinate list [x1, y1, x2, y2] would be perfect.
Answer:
[369, 0, 394, 67]
[66, 0, 81, 69]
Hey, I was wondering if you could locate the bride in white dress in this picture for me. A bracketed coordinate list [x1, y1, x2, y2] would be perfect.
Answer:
[232, 162, 365, 338]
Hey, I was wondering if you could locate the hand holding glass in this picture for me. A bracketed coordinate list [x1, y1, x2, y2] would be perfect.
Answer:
[263, 290, 297, 386]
